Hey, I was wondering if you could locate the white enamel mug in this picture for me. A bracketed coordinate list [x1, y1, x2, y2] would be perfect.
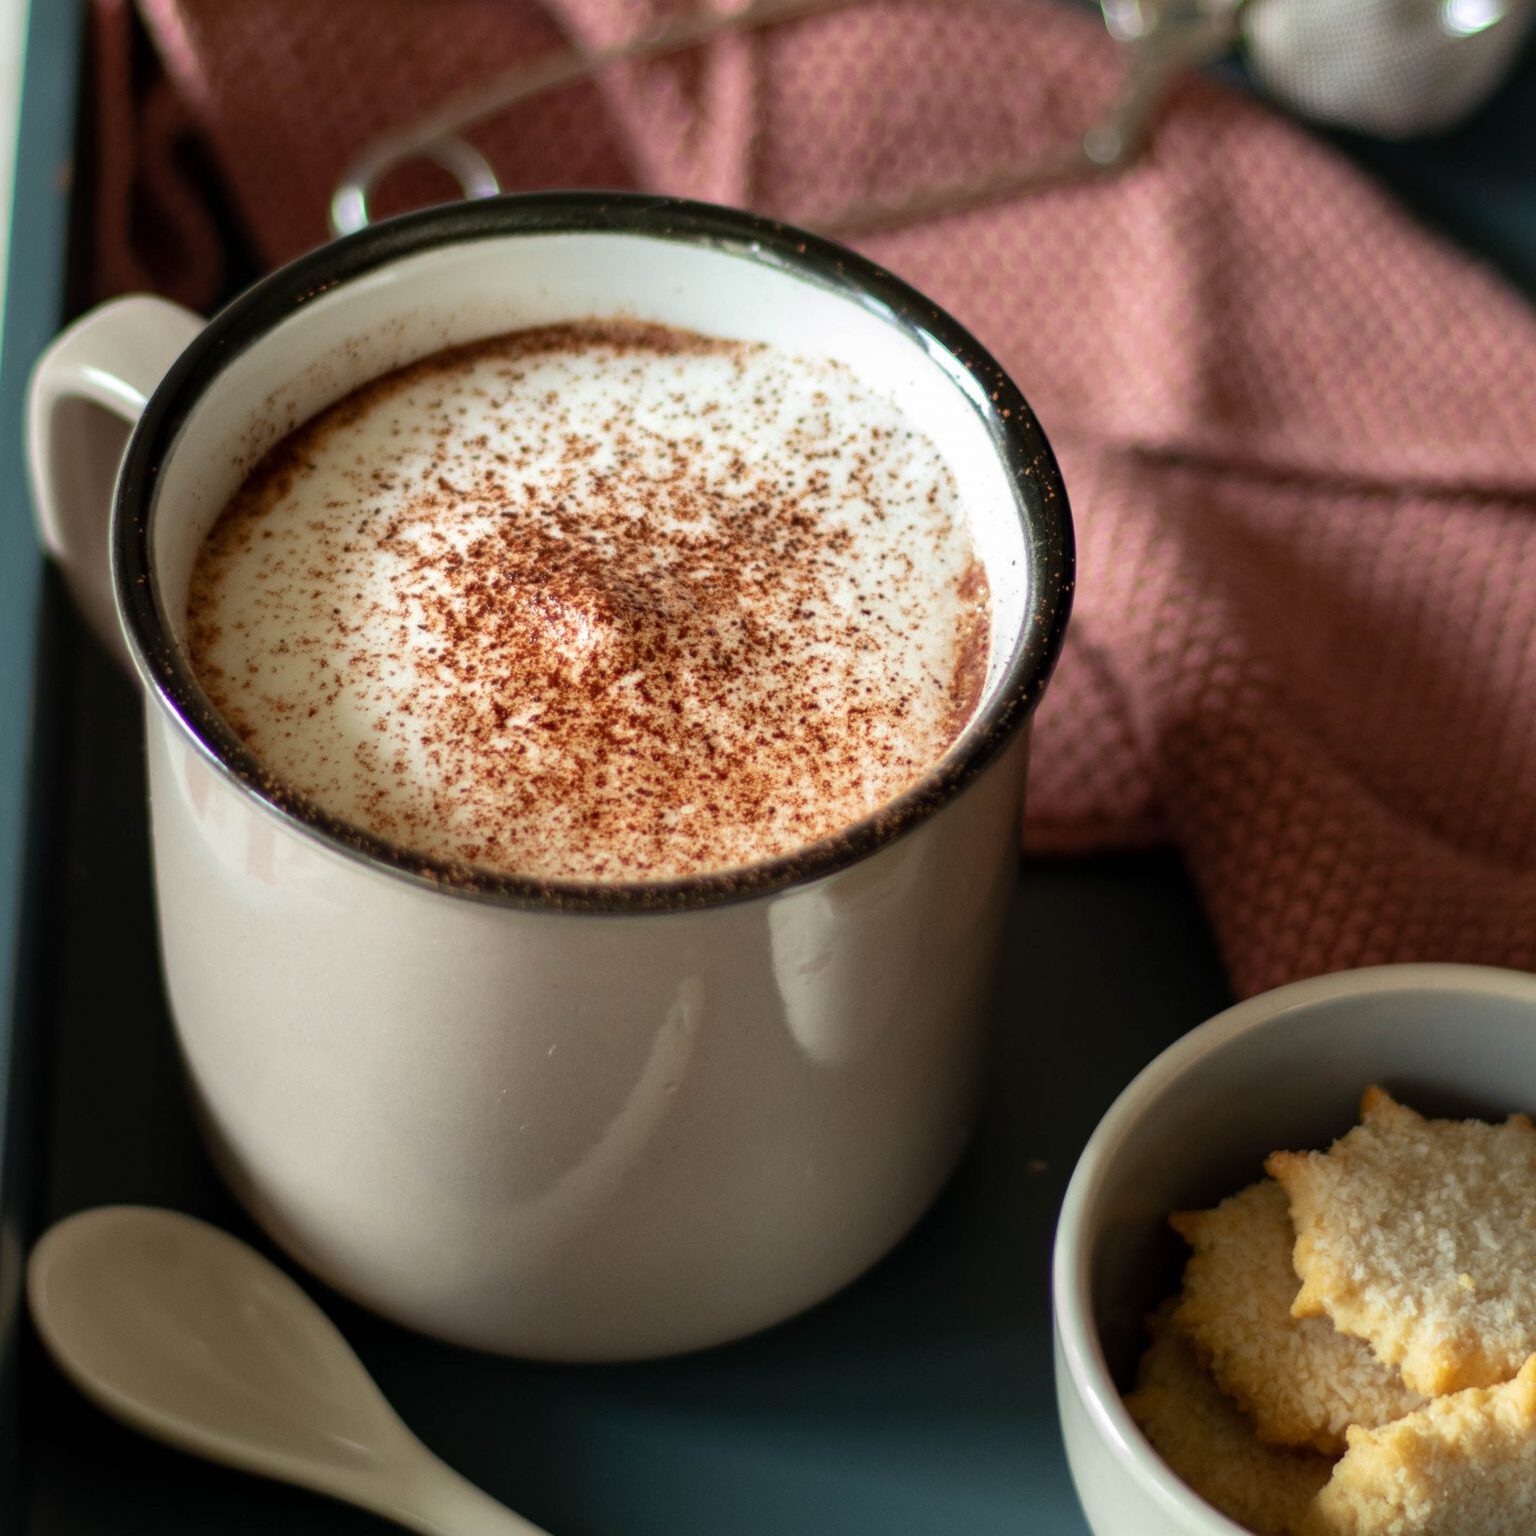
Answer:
[26, 194, 1073, 1360]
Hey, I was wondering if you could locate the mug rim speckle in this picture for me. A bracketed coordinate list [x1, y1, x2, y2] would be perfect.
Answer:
[115, 191, 1074, 914]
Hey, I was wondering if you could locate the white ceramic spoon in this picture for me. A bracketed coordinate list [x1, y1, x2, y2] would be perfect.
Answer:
[27, 1205, 550, 1535]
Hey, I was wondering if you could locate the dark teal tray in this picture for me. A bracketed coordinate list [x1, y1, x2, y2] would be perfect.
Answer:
[1, 0, 86, 1517]
[2, 5, 1532, 1530]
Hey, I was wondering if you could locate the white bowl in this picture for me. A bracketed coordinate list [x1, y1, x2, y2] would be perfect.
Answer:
[1051, 962, 1536, 1536]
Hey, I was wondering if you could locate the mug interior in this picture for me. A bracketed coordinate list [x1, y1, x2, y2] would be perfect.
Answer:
[151, 231, 1032, 708]
[119, 196, 1072, 908]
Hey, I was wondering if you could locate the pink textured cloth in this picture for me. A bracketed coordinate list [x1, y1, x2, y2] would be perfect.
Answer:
[97, 0, 1536, 996]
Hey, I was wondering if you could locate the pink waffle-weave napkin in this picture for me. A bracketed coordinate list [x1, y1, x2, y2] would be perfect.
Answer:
[95, 0, 1536, 997]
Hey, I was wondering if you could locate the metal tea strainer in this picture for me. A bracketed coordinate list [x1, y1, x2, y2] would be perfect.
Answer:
[330, 0, 1534, 239]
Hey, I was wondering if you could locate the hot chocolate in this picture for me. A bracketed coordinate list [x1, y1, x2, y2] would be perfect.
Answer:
[186, 321, 990, 883]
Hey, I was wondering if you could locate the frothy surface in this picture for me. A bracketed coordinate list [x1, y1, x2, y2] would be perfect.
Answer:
[187, 322, 989, 883]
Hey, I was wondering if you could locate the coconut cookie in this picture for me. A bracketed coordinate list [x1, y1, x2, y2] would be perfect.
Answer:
[1297, 1355, 1536, 1536]
[1127, 1310, 1336, 1536]
[1267, 1086, 1536, 1397]
[1171, 1180, 1425, 1453]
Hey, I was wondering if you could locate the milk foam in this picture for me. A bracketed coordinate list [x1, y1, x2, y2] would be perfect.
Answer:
[187, 323, 989, 883]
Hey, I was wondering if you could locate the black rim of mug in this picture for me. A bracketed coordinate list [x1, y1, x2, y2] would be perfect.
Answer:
[115, 191, 1075, 913]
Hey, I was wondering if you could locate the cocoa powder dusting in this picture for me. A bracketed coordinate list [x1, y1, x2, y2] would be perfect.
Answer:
[187, 321, 991, 882]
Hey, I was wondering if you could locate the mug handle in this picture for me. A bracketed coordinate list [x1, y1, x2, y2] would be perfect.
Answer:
[25, 295, 204, 673]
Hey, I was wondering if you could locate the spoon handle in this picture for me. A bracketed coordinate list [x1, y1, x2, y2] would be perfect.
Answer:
[365, 1449, 555, 1536]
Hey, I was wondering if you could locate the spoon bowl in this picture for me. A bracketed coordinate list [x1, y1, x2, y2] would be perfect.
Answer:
[28, 1206, 547, 1535]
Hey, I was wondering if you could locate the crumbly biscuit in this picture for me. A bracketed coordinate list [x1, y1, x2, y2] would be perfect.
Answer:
[1172, 1180, 1425, 1452]
[1126, 1309, 1336, 1536]
[1297, 1355, 1536, 1536]
[1267, 1086, 1536, 1396]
